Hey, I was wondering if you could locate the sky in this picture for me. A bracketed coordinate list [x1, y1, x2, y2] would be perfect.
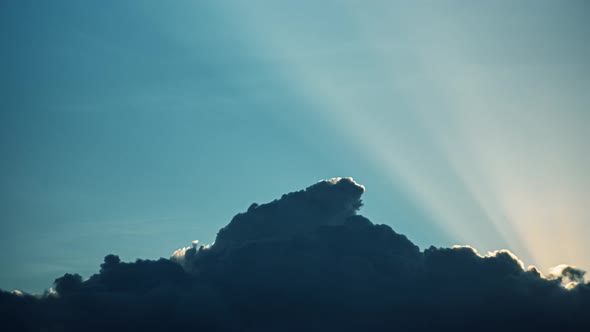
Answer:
[1, 0, 589, 293]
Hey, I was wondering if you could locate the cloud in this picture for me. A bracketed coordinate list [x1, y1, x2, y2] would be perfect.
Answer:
[212, 177, 365, 252]
[1, 177, 589, 331]
[549, 264, 588, 289]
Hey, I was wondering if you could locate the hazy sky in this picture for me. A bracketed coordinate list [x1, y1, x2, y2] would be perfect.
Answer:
[1, 0, 589, 293]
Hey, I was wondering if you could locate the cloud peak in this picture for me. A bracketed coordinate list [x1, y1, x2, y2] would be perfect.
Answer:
[212, 177, 365, 252]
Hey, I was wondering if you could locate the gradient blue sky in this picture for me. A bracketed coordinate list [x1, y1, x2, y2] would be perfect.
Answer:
[1, 1, 589, 293]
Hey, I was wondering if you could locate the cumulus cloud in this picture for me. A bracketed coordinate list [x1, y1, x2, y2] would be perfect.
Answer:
[212, 177, 365, 252]
[1, 177, 589, 331]
[549, 264, 588, 289]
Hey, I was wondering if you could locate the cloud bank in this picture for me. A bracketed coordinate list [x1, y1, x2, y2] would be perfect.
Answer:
[1, 178, 589, 331]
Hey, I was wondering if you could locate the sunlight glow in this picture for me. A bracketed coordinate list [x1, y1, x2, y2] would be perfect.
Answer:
[224, 1, 590, 275]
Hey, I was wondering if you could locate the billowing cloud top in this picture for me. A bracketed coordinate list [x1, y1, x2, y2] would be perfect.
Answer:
[213, 177, 365, 251]
[1, 178, 589, 331]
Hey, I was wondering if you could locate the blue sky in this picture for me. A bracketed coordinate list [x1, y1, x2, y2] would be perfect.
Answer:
[1, 1, 589, 293]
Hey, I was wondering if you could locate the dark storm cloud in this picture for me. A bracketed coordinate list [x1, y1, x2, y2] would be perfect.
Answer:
[1, 178, 589, 331]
